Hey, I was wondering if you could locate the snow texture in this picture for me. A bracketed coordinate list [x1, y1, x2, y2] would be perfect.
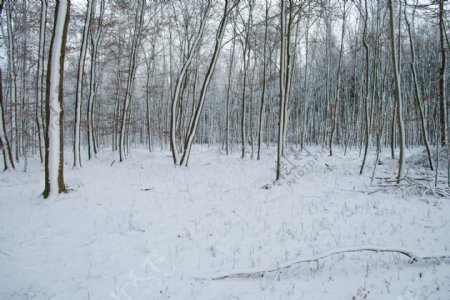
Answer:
[1, 146, 449, 299]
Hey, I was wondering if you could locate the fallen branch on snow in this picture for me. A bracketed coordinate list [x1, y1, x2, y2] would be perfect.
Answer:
[372, 176, 450, 198]
[203, 246, 450, 280]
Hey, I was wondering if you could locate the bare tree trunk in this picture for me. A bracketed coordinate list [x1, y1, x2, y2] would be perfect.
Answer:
[370, 1, 386, 182]
[170, 2, 209, 165]
[404, 4, 433, 171]
[180, 0, 236, 166]
[87, 0, 105, 160]
[276, 0, 287, 181]
[19, 0, 28, 163]
[388, 0, 406, 184]
[112, 36, 123, 152]
[249, 54, 257, 158]
[119, 0, 145, 162]
[73, 0, 92, 168]
[5, 0, 19, 162]
[225, 21, 237, 156]
[36, 0, 47, 165]
[329, 1, 347, 156]
[301, 3, 312, 151]
[145, 44, 155, 152]
[360, 0, 371, 175]
[282, 1, 299, 155]
[0, 68, 14, 171]
[240, 1, 253, 159]
[390, 97, 396, 159]
[43, 0, 70, 198]
[257, 0, 270, 160]
[438, 0, 447, 146]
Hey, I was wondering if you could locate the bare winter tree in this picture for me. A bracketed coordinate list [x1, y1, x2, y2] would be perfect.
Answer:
[179, 0, 238, 167]
[36, 0, 48, 164]
[5, 0, 19, 162]
[43, 0, 71, 198]
[438, 0, 447, 146]
[387, 0, 406, 184]
[73, 0, 93, 168]
[404, 1, 433, 171]
[239, 0, 254, 159]
[257, 0, 271, 161]
[0, 68, 14, 171]
[276, 0, 287, 181]
[87, 0, 106, 160]
[119, 0, 145, 162]
[169, 1, 210, 165]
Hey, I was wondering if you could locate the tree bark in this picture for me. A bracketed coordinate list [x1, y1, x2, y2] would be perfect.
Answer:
[276, 0, 287, 181]
[240, 1, 254, 159]
[180, 0, 236, 166]
[119, 0, 145, 162]
[387, 0, 406, 184]
[43, 0, 70, 198]
[0, 68, 14, 171]
[36, 0, 47, 165]
[360, 0, 371, 175]
[87, 0, 105, 160]
[404, 4, 433, 171]
[5, 0, 19, 162]
[170, 2, 209, 165]
[225, 21, 237, 156]
[438, 0, 447, 146]
[257, 0, 270, 160]
[73, 0, 93, 168]
[329, 1, 346, 156]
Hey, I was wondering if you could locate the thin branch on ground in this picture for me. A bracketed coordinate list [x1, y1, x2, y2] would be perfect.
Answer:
[199, 246, 450, 280]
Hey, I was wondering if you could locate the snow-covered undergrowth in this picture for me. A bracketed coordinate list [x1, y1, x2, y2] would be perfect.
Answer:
[1, 146, 449, 299]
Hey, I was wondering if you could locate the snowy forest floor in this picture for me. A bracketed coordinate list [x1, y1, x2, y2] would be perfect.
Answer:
[1, 145, 450, 300]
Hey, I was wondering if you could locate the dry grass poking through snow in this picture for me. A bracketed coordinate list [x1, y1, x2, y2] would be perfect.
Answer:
[0, 146, 449, 299]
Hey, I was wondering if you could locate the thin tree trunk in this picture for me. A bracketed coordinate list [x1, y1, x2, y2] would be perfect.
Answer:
[0, 68, 14, 171]
[87, 0, 105, 160]
[170, 3, 209, 165]
[73, 0, 92, 167]
[439, 0, 447, 146]
[257, 0, 270, 160]
[145, 45, 155, 152]
[404, 5, 433, 170]
[329, 1, 346, 156]
[282, 2, 297, 155]
[240, 1, 253, 159]
[20, 0, 28, 162]
[119, 0, 145, 162]
[359, 0, 371, 174]
[225, 22, 237, 156]
[180, 0, 235, 166]
[276, 0, 286, 181]
[360, 0, 371, 174]
[36, 0, 47, 165]
[388, 0, 406, 184]
[6, 0, 19, 162]
[301, 3, 311, 151]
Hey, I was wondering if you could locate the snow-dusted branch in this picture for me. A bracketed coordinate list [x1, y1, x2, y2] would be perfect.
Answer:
[204, 246, 450, 280]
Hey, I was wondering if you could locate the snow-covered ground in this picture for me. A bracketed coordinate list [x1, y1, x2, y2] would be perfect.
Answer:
[1, 146, 449, 299]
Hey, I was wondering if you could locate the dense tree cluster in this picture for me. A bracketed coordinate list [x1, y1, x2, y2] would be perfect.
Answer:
[0, 0, 448, 196]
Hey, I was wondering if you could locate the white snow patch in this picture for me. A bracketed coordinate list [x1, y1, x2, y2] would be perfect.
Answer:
[0, 146, 449, 299]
